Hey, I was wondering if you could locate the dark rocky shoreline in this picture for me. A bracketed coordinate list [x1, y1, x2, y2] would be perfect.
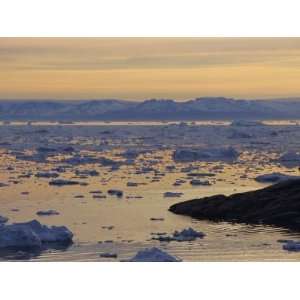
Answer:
[169, 179, 300, 231]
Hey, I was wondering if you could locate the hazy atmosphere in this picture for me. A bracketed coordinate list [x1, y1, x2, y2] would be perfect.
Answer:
[2, 38, 300, 263]
[1, 37, 300, 100]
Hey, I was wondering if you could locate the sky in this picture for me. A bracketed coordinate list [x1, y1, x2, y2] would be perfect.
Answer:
[1, 37, 300, 101]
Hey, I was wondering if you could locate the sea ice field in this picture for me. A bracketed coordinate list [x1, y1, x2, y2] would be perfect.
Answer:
[1, 120, 300, 261]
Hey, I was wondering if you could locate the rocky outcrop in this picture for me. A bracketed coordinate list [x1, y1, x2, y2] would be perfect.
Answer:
[169, 179, 300, 230]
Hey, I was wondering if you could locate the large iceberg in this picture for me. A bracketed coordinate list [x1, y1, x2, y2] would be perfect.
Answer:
[0, 220, 73, 251]
[173, 147, 239, 162]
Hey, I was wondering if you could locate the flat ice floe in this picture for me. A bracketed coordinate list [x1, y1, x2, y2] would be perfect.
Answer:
[36, 209, 60, 216]
[173, 147, 239, 162]
[255, 172, 300, 183]
[230, 120, 264, 127]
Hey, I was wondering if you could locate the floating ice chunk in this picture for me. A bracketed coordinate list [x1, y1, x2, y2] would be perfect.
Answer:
[127, 182, 138, 187]
[127, 247, 180, 262]
[120, 149, 150, 159]
[62, 146, 75, 153]
[49, 179, 81, 186]
[278, 151, 300, 162]
[63, 155, 99, 166]
[36, 146, 57, 153]
[230, 120, 263, 127]
[15, 220, 73, 244]
[107, 189, 123, 197]
[0, 215, 8, 224]
[173, 147, 239, 162]
[166, 165, 176, 171]
[187, 172, 216, 177]
[164, 192, 183, 197]
[0, 224, 42, 249]
[173, 227, 205, 241]
[229, 131, 253, 139]
[282, 241, 300, 252]
[0, 220, 73, 250]
[255, 172, 300, 183]
[35, 172, 59, 178]
[75, 169, 99, 177]
[153, 227, 205, 242]
[36, 210, 60, 216]
[100, 253, 118, 258]
[150, 217, 164, 221]
[190, 179, 211, 186]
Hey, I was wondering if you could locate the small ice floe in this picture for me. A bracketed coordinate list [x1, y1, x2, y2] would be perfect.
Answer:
[180, 165, 198, 173]
[121, 149, 149, 160]
[101, 225, 114, 230]
[228, 131, 253, 139]
[52, 166, 67, 173]
[74, 195, 84, 198]
[35, 172, 59, 178]
[173, 147, 239, 163]
[140, 167, 155, 173]
[49, 179, 82, 186]
[127, 247, 180, 262]
[230, 120, 263, 127]
[89, 190, 102, 194]
[278, 151, 300, 162]
[187, 172, 216, 178]
[127, 182, 138, 187]
[107, 189, 123, 197]
[172, 227, 206, 241]
[282, 241, 300, 252]
[36, 146, 57, 153]
[62, 155, 99, 166]
[153, 227, 205, 242]
[150, 217, 164, 221]
[36, 210, 60, 216]
[0, 220, 73, 251]
[62, 146, 75, 153]
[100, 253, 118, 258]
[99, 157, 123, 168]
[0, 215, 8, 224]
[190, 179, 211, 186]
[93, 195, 106, 199]
[75, 169, 99, 177]
[255, 172, 300, 183]
[163, 192, 183, 198]
[165, 165, 176, 171]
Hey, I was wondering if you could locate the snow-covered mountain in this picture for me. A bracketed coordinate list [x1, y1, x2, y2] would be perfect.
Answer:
[0, 97, 300, 121]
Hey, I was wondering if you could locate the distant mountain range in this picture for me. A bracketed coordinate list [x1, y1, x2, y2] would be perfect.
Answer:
[1, 97, 300, 121]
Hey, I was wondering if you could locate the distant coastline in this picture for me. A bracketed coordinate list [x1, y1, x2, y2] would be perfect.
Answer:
[1, 97, 300, 121]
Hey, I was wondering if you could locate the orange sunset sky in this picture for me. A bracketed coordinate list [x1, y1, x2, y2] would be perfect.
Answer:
[1, 37, 300, 100]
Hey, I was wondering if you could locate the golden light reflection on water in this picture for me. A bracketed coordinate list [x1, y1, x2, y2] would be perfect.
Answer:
[1, 146, 300, 261]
